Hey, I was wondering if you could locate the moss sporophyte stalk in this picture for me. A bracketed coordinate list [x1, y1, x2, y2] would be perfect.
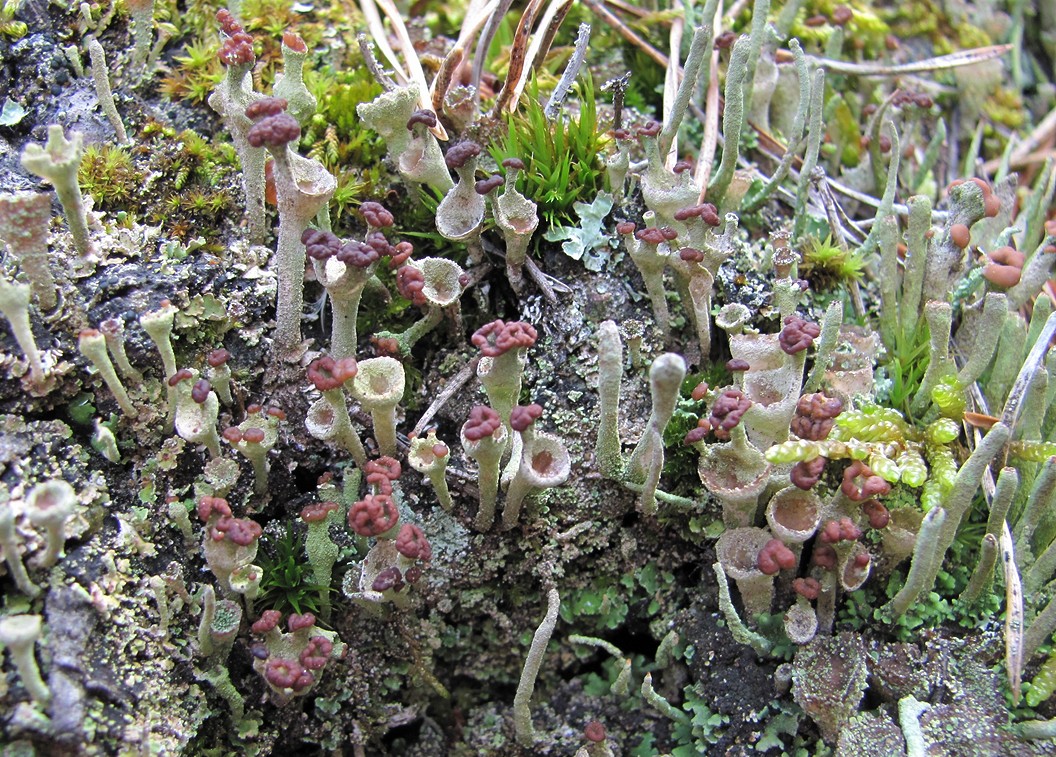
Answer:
[3, 0, 1056, 753]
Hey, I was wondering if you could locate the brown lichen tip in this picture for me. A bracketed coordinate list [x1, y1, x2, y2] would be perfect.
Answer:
[637, 120, 661, 138]
[206, 348, 231, 368]
[790, 457, 826, 490]
[251, 609, 281, 634]
[365, 456, 402, 482]
[475, 175, 503, 195]
[300, 501, 339, 523]
[245, 97, 288, 121]
[307, 356, 358, 391]
[214, 516, 263, 546]
[191, 379, 212, 404]
[471, 319, 538, 356]
[683, 418, 712, 445]
[950, 223, 971, 249]
[216, 9, 243, 35]
[861, 499, 890, 529]
[445, 141, 481, 170]
[219, 32, 254, 67]
[282, 31, 307, 54]
[502, 157, 525, 171]
[982, 245, 1026, 288]
[348, 493, 399, 536]
[831, 5, 853, 25]
[407, 109, 438, 130]
[372, 566, 404, 593]
[673, 159, 693, 175]
[615, 221, 636, 236]
[793, 576, 821, 600]
[396, 264, 426, 305]
[778, 315, 821, 355]
[819, 517, 862, 544]
[265, 658, 307, 690]
[635, 227, 668, 245]
[841, 460, 890, 501]
[709, 389, 752, 437]
[510, 403, 543, 432]
[790, 393, 843, 441]
[462, 405, 502, 441]
[337, 239, 381, 269]
[758, 538, 796, 575]
[247, 112, 300, 149]
[301, 228, 341, 260]
[299, 637, 333, 670]
[395, 523, 432, 561]
[360, 201, 394, 229]
[288, 612, 316, 632]
[714, 30, 736, 49]
[812, 543, 837, 569]
[725, 358, 750, 372]
[167, 368, 194, 386]
[584, 722, 606, 743]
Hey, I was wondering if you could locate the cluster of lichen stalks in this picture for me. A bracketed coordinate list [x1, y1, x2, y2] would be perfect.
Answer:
[3, 0, 1056, 752]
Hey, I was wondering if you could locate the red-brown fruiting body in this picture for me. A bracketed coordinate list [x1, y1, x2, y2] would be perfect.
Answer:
[950, 224, 971, 249]
[510, 404, 543, 432]
[396, 265, 427, 305]
[793, 577, 821, 600]
[691, 382, 709, 401]
[831, 5, 853, 24]
[613, 128, 632, 141]
[365, 230, 393, 257]
[854, 552, 870, 568]
[282, 30, 307, 54]
[616, 221, 636, 235]
[339, 239, 381, 268]
[365, 457, 402, 481]
[635, 227, 668, 245]
[585, 722, 607, 743]
[432, 443, 449, 458]
[390, 241, 414, 267]
[405, 566, 423, 583]
[219, 32, 254, 66]
[471, 320, 537, 356]
[372, 566, 404, 592]
[502, 157, 525, 170]
[206, 348, 230, 367]
[637, 120, 661, 138]
[673, 160, 693, 174]
[395, 524, 432, 561]
[348, 494, 400, 536]
[683, 418, 712, 445]
[679, 247, 705, 263]
[288, 613, 316, 632]
[247, 113, 300, 149]
[475, 176, 503, 195]
[812, 544, 837, 569]
[841, 461, 891, 501]
[301, 501, 339, 523]
[445, 141, 481, 169]
[791, 393, 843, 441]
[360, 202, 394, 228]
[790, 457, 827, 490]
[714, 31, 736, 49]
[168, 368, 194, 386]
[726, 358, 750, 372]
[779, 315, 822, 355]
[804, 14, 826, 26]
[217, 9, 243, 35]
[197, 496, 232, 522]
[820, 517, 862, 544]
[708, 389, 752, 438]
[243, 427, 265, 444]
[307, 356, 359, 391]
[267, 407, 286, 420]
[245, 97, 288, 121]
[758, 539, 797, 575]
[222, 427, 243, 443]
[247, 403, 262, 414]
[252, 610, 281, 634]
[214, 516, 263, 546]
[299, 637, 333, 670]
[407, 109, 437, 129]
[265, 658, 305, 689]
[463, 406, 503, 441]
[191, 379, 211, 404]
[861, 499, 890, 529]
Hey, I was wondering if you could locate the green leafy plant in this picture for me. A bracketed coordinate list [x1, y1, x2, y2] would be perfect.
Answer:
[257, 524, 333, 617]
[490, 73, 608, 227]
[800, 233, 867, 290]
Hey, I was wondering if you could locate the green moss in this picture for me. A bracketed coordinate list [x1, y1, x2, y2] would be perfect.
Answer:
[79, 145, 141, 210]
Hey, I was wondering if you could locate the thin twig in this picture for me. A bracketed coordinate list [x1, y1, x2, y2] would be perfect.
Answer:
[412, 357, 481, 436]
[808, 44, 1012, 76]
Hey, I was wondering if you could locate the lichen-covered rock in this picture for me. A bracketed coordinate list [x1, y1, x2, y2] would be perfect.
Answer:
[836, 709, 906, 757]
[792, 632, 867, 743]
